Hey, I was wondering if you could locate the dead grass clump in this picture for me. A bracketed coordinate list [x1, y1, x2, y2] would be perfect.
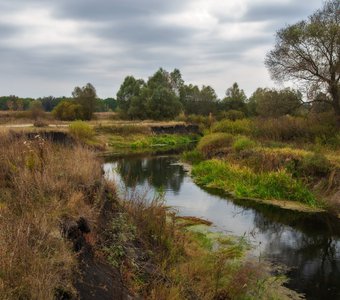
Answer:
[0, 131, 103, 299]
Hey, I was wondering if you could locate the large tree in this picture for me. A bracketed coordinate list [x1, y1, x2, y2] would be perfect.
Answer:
[265, 0, 340, 122]
[179, 84, 218, 115]
[72, 83, 97, 120]
[221, 82, 247, 113]
[116, 76, 145, 119]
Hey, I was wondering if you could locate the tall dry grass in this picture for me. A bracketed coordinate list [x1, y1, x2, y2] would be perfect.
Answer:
[0, 131, 103, 299]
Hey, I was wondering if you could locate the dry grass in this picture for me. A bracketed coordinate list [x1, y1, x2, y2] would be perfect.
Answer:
[0, 130, 103, 299]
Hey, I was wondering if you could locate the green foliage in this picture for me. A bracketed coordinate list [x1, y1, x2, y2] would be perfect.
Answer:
[103, 213, 136, 268]
[265, 0, 340, 118]
[197, 133, 233, 157]
[116, 76, 146, 119]
[219, 109, 245, 121]
[146, 86, 182, 120]
[192, 159, 317, 205]
[52, 100, 83, 120]
[212, 119, 252, 135]
[300, 152, 331, 176]
[181, 150, 204, 164]
[249, 87, 302, 117]
[221, 82, 247, 113]
[69, 121, 94, 141]
[130, 134, 195, 149]
[179, 84, 218, 116]
[232, 136, 257, 152]
[116, 69, 183, 120]
[72, 83, 97, 120]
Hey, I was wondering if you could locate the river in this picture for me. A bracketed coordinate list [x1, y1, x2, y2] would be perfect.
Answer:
[104, 155, 340, 300]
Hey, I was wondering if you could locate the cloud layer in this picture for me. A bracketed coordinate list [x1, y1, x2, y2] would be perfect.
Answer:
[0, 0, 323, 98]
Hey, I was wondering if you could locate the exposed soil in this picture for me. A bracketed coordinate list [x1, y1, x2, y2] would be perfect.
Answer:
[60, 190, 133, 300]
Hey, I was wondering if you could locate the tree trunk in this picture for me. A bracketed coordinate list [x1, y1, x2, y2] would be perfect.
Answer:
[329, 83, 340, 127]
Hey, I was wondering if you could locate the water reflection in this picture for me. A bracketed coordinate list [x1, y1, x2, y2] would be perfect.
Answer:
[104, 156, 340, 300]
[112, 156, 185, 194]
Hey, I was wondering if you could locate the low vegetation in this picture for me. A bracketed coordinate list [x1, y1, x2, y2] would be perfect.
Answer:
[192, 160, 317, 206]
[0, 131, 102, 299]
[103, 192, 298, 299]
[0, 130, 299, 299]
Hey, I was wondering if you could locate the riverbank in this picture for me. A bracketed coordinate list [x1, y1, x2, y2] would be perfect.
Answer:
[181, 118, 340, 217]
[0, 130, 304, 299]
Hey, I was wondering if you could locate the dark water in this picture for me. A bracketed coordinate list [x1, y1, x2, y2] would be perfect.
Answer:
[104, 155, 340, 300]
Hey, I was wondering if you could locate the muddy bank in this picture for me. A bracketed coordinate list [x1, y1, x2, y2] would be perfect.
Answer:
[60, 190, 132, 300]
[151, 124, 200, 135]
[10, 130, 75, 145]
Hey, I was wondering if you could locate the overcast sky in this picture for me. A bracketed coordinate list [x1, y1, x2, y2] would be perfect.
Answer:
[0, 0, 323, 99]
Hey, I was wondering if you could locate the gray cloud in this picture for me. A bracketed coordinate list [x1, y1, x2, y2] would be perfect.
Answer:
[0, 0, 325, 98]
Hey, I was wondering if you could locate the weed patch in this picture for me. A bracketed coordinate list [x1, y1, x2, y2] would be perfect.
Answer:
[192, 159, 317, 206]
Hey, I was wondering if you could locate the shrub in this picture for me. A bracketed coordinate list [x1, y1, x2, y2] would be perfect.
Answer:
[181, 150, 204, 164]
[232, 136, 257, 152]
[300, 152, 331, 176]
[219, 110, 245, 121]
[69, 121, 94, 142]
[29, 100, 45, 120]
[197, 133, 233, 157]
[253, 114, 337, 142]
[52, 100, 83, 121]
[212, 119, 252, 135]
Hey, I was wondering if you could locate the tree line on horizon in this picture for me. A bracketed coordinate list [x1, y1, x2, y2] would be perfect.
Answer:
[0, 0, 338, 122]
[0, 69, 332, 121]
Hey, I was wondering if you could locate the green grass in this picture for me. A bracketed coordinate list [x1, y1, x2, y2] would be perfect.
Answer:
[232, 136, 257, 152]
[108, 134, 198, 154]
[181, 150, 204, 164]
[192, 159, 317, 206]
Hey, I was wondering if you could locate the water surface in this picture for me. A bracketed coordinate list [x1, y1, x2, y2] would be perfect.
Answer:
[104, 155, 340, 300]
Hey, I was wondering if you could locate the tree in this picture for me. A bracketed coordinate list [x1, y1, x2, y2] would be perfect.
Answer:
[265, 0, 340, 122]
[116, 76, 145, 118]
[179, 84, 218, 116]
[145, 68, 182, 120]
[72, 83, 97, 120]
[221, 82, 247, 113]
[249, 87, 302, 117]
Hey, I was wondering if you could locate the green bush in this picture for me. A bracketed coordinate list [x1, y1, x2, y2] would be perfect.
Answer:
[52, 100, 83, 121]
[232, 136, 257, 152]
[212, 119, 252, 135]
[69, 121, 94, 141]
[197, 133, 233, 157]
[181, 150, 204, 164]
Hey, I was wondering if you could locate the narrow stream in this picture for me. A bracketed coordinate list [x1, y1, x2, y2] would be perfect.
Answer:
[104, 155, 340, 300]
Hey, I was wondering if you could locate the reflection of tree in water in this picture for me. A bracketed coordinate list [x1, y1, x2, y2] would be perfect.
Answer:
[115, 156, 185, 194]
[251, 209, 340, 299]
